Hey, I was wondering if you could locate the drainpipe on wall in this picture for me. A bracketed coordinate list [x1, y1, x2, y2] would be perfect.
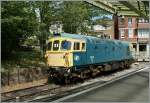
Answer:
[149, 1, 150, 62]
[113, 13, 119, 40]
[136, 17, 139, 60]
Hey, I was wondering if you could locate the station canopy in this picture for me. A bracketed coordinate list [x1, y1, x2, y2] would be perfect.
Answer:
[85, 0, 149, 19]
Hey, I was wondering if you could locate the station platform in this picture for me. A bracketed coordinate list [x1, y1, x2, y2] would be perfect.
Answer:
[62, 69, 149, 102]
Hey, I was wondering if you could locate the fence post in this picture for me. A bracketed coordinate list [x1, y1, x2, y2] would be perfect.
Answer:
[17, 67, 20, 83]
[7, 70, 10, 85]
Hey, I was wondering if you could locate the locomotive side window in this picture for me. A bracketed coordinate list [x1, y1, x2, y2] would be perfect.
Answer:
[47, 42, 52, 50]
[53, 40, 59, 51]
[74, 42, 80, 50]
[82, 43, 85, 50]
[61, 40, 71, 50]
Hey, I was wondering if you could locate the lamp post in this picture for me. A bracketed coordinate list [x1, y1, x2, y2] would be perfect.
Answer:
[136, 32, 139, 61]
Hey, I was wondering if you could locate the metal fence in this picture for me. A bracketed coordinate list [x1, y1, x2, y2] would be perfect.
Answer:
[133, 52, 149, 61]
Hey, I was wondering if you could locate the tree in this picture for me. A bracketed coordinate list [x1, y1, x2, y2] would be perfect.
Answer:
[1, 1, 38, 59]
[32, 1, 55, 56]
[59, 1, 111, 34]
[60, 1, 89, 34]
[1, 1, 112, 59]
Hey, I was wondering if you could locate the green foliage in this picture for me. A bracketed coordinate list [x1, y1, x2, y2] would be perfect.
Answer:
[60, 1, 89, 33]
[94, 16, 113, 28]
[1, 1, 38, 58]
[23, 36, 38, 46]
[59, 1, 111, 34]
[32, 1, 55, 55]
[1, 1, 111, 59]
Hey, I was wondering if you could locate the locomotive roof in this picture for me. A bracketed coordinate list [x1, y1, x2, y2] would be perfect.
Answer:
[60, 33, 129, 45]
[60, 32, 91, 40]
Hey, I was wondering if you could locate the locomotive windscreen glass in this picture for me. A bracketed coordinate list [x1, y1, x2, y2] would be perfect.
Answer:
[61, 40, 71, 50]
[53, 40, 59, 51]
[47, 42, 52, 50]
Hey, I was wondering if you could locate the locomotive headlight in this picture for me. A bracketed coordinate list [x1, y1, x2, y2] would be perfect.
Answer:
[67, 69, 71, 73]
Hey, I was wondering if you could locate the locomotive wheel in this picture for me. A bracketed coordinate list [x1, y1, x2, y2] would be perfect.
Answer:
[64, 77, 70, 84]
[103, 64, 112, 71]
[72, 77, 80, 84]
[47, 76, 54, 83]
[126, 64, 130, 69]
[120, 62, 124, 69]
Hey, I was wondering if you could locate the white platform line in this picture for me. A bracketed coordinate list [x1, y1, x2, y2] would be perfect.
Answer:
[52, 66, 149, 102]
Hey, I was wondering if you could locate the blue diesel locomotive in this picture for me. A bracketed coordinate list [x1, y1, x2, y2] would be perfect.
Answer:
[45, 33, 134, 83]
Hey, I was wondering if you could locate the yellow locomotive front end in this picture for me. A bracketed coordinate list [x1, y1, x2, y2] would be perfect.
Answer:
[46, 52, 73, 67]
[45, 36, 86, 83]
[45, 37, 73, 68]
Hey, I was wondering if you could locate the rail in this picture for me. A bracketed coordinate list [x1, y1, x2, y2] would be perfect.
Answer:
[1, 84, 61, 102]
[51, 66, 149, 102]
[30, 64, 149, 102]
[2, 63, 149, 102]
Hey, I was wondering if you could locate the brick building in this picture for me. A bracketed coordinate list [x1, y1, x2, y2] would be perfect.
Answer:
[118, 16, 149, 61]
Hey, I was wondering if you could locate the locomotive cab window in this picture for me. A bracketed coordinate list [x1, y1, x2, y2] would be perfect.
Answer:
[74, 42, 80, 50]
[53, 40, 59, 51]
[61, 40, 71, 50]
[47, 42, 52, 50]
[82, 43, 85, 50]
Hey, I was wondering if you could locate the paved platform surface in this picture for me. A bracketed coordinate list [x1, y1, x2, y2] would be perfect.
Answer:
[62, 69, 149, 102]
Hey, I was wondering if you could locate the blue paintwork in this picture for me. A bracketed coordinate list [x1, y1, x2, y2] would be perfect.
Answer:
[60, 33, 133, 68]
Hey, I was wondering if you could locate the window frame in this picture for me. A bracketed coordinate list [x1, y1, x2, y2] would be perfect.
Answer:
[128, 18, 132, 25]
[61, 40, 72, 51]
[73, 42, 80, 51]
[47, 38, 86, 52]
[128, 28, 133, 38]
[120, 29, 125, 38]
[53, 40, 60, 51]
[72, 40, 86, 52]
[81, 42, 86, 51]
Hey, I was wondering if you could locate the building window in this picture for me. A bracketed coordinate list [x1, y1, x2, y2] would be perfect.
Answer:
[133, 44, 137, 51]
[138, 18, 142, 23]
[138, 29, 149, 38]
[128, 18, 132, 25]
[138, 18, 149, 23]
[139, 44, 146, 52]
[120, 29, 125, 38]
[145, 19, 149, 23]
[119, 18, 125, 25]
[128, 29, 133, 38]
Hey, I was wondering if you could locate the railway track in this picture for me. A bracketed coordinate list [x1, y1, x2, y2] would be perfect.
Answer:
[30, 65, 149, 102]
[1, 84, 61, 102]
[1, 62, 149, 102]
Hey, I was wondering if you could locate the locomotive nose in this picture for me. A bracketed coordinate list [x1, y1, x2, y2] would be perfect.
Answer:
[46, 52, 73, 67]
